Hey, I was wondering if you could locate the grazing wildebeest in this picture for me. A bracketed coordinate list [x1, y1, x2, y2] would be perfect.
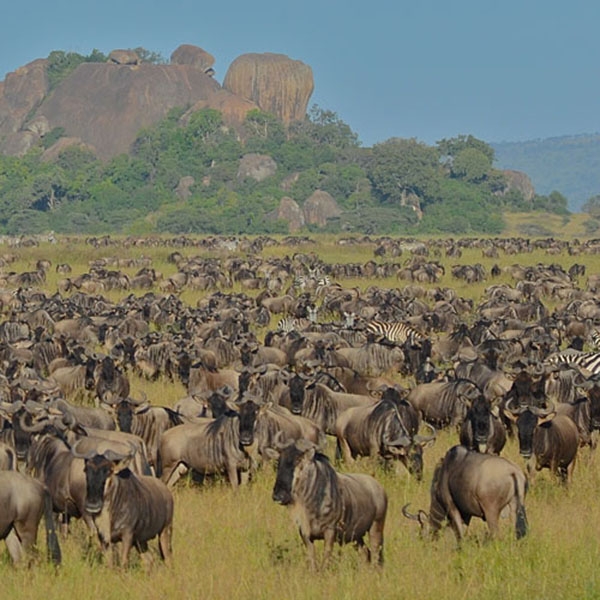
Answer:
[158, 413, 252, 489]
[403, 445, 528, 542]
[0, 441, 16, 470]
[459, 394, 507, 455]
[0, 470, 61, 565]
[72, 442, 173, 568]
[334, 394, 435, 480]
[407, 378, 481, 429]
[271, 438, 387, 570]
[504, 400, 579, 484]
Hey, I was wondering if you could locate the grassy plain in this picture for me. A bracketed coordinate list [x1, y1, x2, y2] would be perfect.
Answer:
[1, 227, 600, 600]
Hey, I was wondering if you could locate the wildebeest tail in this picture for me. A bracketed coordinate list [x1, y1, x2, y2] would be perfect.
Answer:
[43, 488, 62, 565]
[512, 472, 528, 540]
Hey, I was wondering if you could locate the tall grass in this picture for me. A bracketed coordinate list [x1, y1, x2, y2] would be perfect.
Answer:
[1, 233, 599, 599]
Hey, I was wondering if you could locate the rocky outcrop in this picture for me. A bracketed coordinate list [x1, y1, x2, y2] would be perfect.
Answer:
[0, 46, 314, 159]
[501, 169, 536, 202]
[41, 137, 96, 162]
[223, 53, 313, 124]
[170, 45, 215, 74]
[108, 49, 141, 65]
[303, 190, 341, 227]
[175, 176, 195, 201]
[0, 59, 49, 141]
[237, 154, 277, 182]
[277, 197, 305, 232]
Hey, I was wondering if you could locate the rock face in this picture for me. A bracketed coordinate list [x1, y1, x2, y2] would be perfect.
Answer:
[36, 62, 223, 159]
[41, 137, 96, 162]
[223, 53, 314, 124]
[501, 169, 536, 202]
[0, 59, 49, 154]
[277, 197, 305, 232]
[170, 45, 215, 74]
[303, 190, 342, 227]
[0, 45, 313, 159]
[237, 154, 277, 182]
[175, 176, 195, 201]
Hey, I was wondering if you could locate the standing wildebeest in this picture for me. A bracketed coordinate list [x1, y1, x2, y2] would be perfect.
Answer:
[407, 379, 481, 429]
[237, 397, 326, 462]
[403, 445, 528, 542]
[271, 438, 387, 569]
[72, 442, 173, 568]
[104, 395, 183, 472]
[0, 441, 16, 470]
[504, 400, 579, 484]
[459, 394, 507, 455]
[0, 470, 61, 565]
[158, 412, 252, 489]
[334, 393, 435, 480]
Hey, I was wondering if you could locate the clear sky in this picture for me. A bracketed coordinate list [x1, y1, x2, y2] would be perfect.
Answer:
[1, 0, 598, 148]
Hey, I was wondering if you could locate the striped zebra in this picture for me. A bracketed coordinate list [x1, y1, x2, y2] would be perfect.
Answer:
[365, 320, 425, 345]
[546, 350, 600, 377]
[276, 306, 319, 333]
[589, 329, 600, 351]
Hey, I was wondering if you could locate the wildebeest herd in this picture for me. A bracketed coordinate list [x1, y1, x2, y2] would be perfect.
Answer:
[2, 232, 600, 571]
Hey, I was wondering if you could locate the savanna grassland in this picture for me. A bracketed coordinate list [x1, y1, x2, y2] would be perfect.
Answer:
[2, 228, 600, 600]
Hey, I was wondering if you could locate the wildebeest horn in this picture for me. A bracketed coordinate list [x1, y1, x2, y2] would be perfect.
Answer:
[384, 432, 411, 447]
[414, 422, 436, 445]
[19, 412, 50, 433]
[273, 430, 294, 450]
[505, 397, 526, 416]
[530, 400, 555, 418]
[402, 503, 428, 525]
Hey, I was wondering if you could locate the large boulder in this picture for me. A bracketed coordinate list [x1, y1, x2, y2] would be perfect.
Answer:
[108, 49, 141, 65]
[180, 88, 258, 129]
[0, 59, 49, 140]
[223, 53, 313, 124]
[501, 169, 536, 202]
[174, 176, 195, 201]
[277, 197, 305, 233]
[237, 153, 277, 182]
[170, 44, 215, 74]
[35, 62, 223, 159]
[303, 190, 342, 227]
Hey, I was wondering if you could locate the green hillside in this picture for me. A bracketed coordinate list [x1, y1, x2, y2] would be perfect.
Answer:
[492, 134, 600, 211]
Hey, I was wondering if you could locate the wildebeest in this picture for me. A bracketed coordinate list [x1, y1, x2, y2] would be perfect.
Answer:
[0, 470, 61, 565]
[407, 378, 481, 429]
[237, 397, 326, 462]
[459, 394, 507, 455]
[72, 441, 173, 568]
[334, 392, 435, 480]
[403, 445, 528, 542]
[158, 412, 252, 489]
[271, 438, 387, 569]
[504, 400, 579, 484]
[104, 395, 183, 471]
[0, 441, 16, 470]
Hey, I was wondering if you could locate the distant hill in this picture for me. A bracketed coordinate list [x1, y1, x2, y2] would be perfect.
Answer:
[492, 134, 600, 212]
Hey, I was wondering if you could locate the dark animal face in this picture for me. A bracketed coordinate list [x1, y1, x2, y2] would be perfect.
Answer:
[405, 445, 424, 481]
[116, 402, 134, 433]
[84, 357, 97, 390]
[469, 397, 492, 447]
[588, 386, 600, 429]
[515, 411, 538, 458]
[238, 401, 259, 446]
[272, 444, 303, 505]
[83, 455, 113, 514]
[288, 375, 305, 415]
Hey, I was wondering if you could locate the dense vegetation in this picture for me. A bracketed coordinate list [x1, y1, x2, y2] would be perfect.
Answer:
[493, 133, 600, 212]
[0, 51, 571, 236]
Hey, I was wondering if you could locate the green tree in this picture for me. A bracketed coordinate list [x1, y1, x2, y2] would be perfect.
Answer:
[368, 138, 442, 210]
[451, 147, 491, 183]
[437, 134, 495, 164]
[582, 194, 600, 217]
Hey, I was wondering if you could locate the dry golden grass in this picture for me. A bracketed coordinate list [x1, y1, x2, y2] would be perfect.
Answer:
[1, 232, 600, 599]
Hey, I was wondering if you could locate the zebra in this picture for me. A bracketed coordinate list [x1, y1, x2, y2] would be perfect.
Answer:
[276, 306, 319, 333]
[365, 319, 425, 345]
[546, 350, 600, 378]
[589, 329, 600, 351]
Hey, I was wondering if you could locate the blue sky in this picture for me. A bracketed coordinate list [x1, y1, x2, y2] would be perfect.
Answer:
[1, 0, 598, 147]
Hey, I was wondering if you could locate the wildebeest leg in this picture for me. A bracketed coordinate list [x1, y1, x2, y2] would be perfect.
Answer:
[227, 464, 240, 489]
[162, 462, 188, 489]
[299, 529, 318, 571]
[4, 528, 25, 564]
[158, 523, 173, 566]
[369, 519, 385, 565]
[354, 538, 371, 563]
[322, 528, 336, 570]
[136, 541, 156, 573]
[448, 509, 467, 543]
[119, 531, 134, 568]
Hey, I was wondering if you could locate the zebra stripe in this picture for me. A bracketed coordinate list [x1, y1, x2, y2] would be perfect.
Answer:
[547, 350, 600, 377]
[365, 320, 425, 345]
[276, 307, 318, 333]
[589, 329, 600, 351]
